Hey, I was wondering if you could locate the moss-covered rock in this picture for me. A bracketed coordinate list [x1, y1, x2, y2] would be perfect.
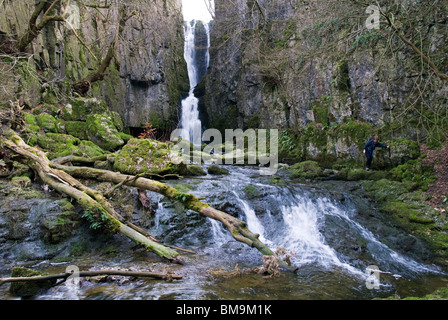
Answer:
[361, 178, 448, 266]
[41, 199, 80, 244]
[63, 97, 109, 121]
[117, 132, 133, 143]
[333, 167, 389, 181]
[243, 185, 260, 199]
[36, 133, 107, 159]
[77, 140, 108, 158]
[389, 159, 435, 191]
[114, 138, 185, 175]
[184, 164, 207, 176]
[65, 121, 88, 140]
[86, 114, 124, 151]
[9, 161, 33, 179]
[9, 267, 56, 297]
[374, 138, 421, 169]
[207, 165, 230, 175]
[32, 104, 62, 117]
[35, 113, 58, 133]
[290, 160, 324, 180]
[37, 133, 80, 159]
[22, 112, 40, 145]
[10, 176, 32, 188]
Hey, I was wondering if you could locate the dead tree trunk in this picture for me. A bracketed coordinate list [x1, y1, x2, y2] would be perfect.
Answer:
[50, 165, 297, 272]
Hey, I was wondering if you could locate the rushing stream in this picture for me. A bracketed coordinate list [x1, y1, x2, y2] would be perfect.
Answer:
[1, 165, 447, 300]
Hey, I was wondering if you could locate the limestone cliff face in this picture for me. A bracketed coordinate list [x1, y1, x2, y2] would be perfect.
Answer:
[202, 0, 448, 141]
[0, 0, 188, 130]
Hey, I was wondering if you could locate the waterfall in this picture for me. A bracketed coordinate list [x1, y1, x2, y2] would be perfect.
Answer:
[218, 173, 443, 279]
[180, 19, 211, 145]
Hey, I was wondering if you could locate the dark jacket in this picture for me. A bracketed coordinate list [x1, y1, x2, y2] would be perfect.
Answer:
[364, 139, 387, 157]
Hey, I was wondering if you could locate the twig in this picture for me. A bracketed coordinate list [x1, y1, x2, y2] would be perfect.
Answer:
[67, 22, 98, 61]
[0, 270, 182, 287]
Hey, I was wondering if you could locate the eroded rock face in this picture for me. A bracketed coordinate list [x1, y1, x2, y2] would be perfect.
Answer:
[0, 0, 188, 129]
[202, 0, 448, 142]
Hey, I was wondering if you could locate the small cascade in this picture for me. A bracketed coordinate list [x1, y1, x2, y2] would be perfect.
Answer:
[215, 171, 443, 280]
[232, 191, 272, 246]
[278, 198, 359, 273]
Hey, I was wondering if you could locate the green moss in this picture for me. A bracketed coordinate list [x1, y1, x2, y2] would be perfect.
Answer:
[243, 185, 259, 199]
[36, 113, 58, 133]
[117, 132, 133, 142]
[86, 114, 124, 151]
[362, 177, 448, 265]
[32, 104, 61, 117]
[335, 120, 372, 147]
[114, 138, 185, 175]
[66, 97, 109, 121]
[389, 159, 435, 191]
[9, 267, 56, 297]
[311, 96, 331, 126]
[184, 164, 207, 176]
[10, 176, 32, 188]
[24, 113, 37, 125]
[69, 238, 91, 257]
[334, 60, 350, 92]
[362, 179, 409, 202]
[174, 183, 194, 193]
[22, 114, 40, 145]
[42, 209, 80, 244]
[54, 119, 64, 133]
[65, 121, 88, 140]
[207, 165, 230, 175]
[77, 140, 108, 158]
[290, 160, 324, 180]
[403, 287, 448, 300]
[37, 133, 81, 159]
[109, 111, 124, 132]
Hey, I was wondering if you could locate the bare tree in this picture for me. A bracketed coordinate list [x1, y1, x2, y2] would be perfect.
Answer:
[17, 0, 71, 52]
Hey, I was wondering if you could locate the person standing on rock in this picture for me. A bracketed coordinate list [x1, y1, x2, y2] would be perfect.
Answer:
[363, 136, 389, 171]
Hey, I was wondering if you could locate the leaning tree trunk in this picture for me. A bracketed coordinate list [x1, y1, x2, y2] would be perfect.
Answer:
[0, 126, 297, 272]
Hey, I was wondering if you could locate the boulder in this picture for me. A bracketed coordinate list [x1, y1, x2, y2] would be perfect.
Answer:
[86, 114, 124, 151]
[114, 138, 186, 176]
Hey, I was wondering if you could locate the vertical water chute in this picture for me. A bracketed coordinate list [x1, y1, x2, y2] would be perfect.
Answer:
[180, 1, 213, 145]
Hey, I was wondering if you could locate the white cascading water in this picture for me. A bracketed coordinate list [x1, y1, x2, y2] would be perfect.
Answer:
[230, 184, 441, 279]
[180, 20, 211, 145]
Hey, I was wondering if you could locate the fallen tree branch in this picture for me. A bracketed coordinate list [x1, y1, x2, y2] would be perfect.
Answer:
[0, 269, 182, 287]
[0, 127, 182, 263]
